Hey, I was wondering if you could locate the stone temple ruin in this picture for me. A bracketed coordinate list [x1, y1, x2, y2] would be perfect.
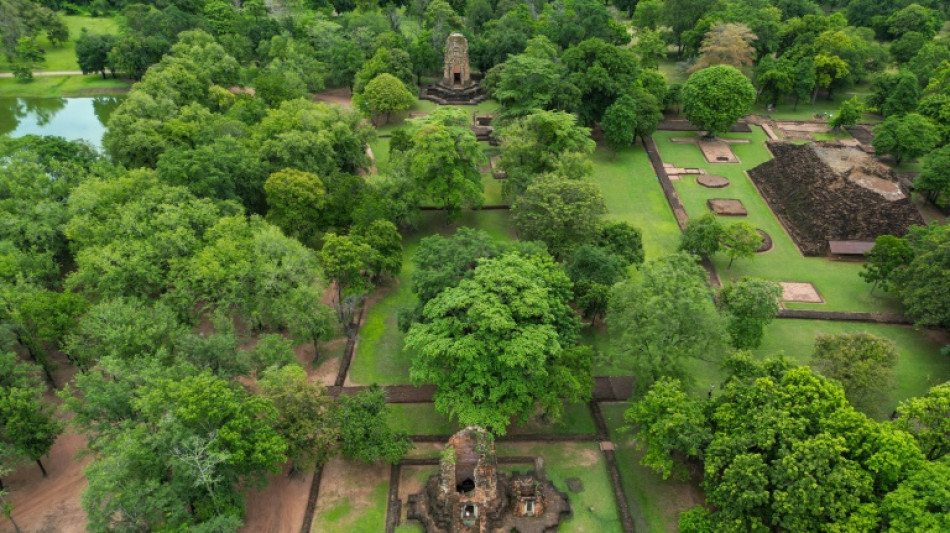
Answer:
[407, 427, 570, 532]
[421, 33, 487, 105]
[748, 141, 924, 256]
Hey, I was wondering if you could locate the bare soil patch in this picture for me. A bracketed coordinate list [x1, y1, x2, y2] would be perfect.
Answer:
[707, 198, 747, 216]
[671, 137, 746, 163]
[241, 466, 313, 533]
[756, 229, 773, 253]
[780, 282, 823, 303]
[5, 430, 89, 533]
[697, 174, 730, 188]
[312, 88, 353, 108]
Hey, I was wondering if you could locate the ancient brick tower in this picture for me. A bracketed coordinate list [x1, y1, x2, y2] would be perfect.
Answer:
[421, 33, 487, 105]
[406, 427, 571, 532]
[443, 32, 472, 88]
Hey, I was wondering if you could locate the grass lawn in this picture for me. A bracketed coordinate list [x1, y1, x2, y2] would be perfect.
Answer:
[312, 459, 389, 533]
[654, 128, 902, 313]
[348, 210, 515, 386]
[0, 16, 119, 73]
[497, 442, 624, 533]
[590, 143, 681, 260]
[603, 403, 704, 533]
[0, 75, 128, 97]
[677, 319, 950, 417]
[388, 401, 596, 436]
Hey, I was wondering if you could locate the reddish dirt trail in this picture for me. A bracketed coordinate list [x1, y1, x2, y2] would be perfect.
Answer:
[3, 431, 89, 533]
[240, 466, 313, 533]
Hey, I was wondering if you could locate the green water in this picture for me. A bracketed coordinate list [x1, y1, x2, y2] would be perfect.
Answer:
[0, 96, 121, 148]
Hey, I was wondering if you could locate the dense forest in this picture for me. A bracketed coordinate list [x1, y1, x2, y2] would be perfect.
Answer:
[1, 0, 950, 531]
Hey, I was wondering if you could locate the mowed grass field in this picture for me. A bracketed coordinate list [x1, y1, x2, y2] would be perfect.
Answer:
[655, 128, 903, 313]
[0, 75, 127, 97]
[0, 15, 120, 73]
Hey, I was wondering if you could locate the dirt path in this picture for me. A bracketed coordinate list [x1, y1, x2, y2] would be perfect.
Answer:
[3, 430, 89, 533]
[0, 70, 84, 78]
[240, 467, 313, 533]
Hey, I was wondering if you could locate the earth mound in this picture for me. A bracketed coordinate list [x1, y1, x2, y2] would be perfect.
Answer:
[748, 141, 923, 256]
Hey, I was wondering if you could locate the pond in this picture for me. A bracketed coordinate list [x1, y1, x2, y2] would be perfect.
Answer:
[0, 96, 122, 149]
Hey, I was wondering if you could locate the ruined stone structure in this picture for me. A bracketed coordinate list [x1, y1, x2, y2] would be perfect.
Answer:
[407, 427, 570, 532]
[421, 33, 487, 105]
[748, 141, 924, 256]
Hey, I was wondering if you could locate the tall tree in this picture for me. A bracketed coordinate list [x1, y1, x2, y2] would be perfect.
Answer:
[336, 386, 412, 463]
[398, 109, 485, 219]
[914, 145, 950, 205]
[721, 222, 762, 268]
[718, 278, 781, 350]
[355, 73, 415, 125]
[678, 213, 723, 259]
[607, 253, 727, 394]
[511, 174, 607, 259]
[859, 234, 914, 293]
[690, 23, 757, 73]
[810, 332, 898, 416]
[602, 94, 639, 154]
[406, 252, 592, 434]
[682, 65, 755, 137]
[264, 168, 327, 248]
[873, 113, 941, 165]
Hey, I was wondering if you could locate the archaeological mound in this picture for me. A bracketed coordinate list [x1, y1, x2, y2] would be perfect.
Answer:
[748, 141, 924, 256]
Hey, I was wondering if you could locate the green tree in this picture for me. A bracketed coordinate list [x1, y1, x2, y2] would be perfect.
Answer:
[860, 234, 914, 293]
[810, 332, 898, 416]
[336, 386, 412, 463]
[406, 252, 591, 434]
[682, 65, 756, 137]
[562, 38, 642, 125]
[495, 110, 595, 199]
[891, 224, 950, 328]
[259, 365, 338, 474]
[356, 73, 415, 125]
[718, 278, 782, 350]
[399, 109, 485, 219]
[75, 30, 116, 79]
[914, 145, 950, 205]
[408, 227, 509, 309]
[0, 352, 61, 478]
[602, 94, 638, 154]
[829, 96, 863, 131]
[624, 377, 711, 479]
[880, 459, 950, 532]
[352, 219, 402, 282]
[264, 168, 327, 248]
[678, 213, 723, 259]
[319, 233, 376, 335]
[882, 71, 921, 118]
[11, 37, 43, 81]
[511, 174, 607, 259]
[483, 44, 580, 119]
[634, 28, 667, 69]
[353, 46, 415, 94]
[721, 222, 762, 268]
[873, 113, 941, 165]
[566, 245, 627, 323]
[894, 382, 950, 461]
[598, 221, 645, 266]
[607, 253, 727, 393]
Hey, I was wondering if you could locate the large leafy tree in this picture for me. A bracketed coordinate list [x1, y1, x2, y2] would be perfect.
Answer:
[397, 109, 485, 219]
[259, 365, 338, 474]
[872, 113, 941, 165]
[682, 65, 755, 137]
[607, 253, 727, 394]
[0, 351, 62, 478]
[721, 221, 762, 268]
[630, 355, 937, 532]
[319, 233, 376, 335]
[602, 94, 638, 153]
[406, 252, 592, 434]
[483, 37, 581, 119]
[894, 382, 950, 461]
[495, 110, 595, 199]
[859, 234, 914, 293]
[511, 174, 607, 259]
[678, 213, 723, 259]
[264, 168, 327, 248]
[891, 224, 950, 329]
[718, 278, 781, 350]
[356, 73, 415, 125]
[914, 145, 950, 205]
[562, 38, 642, 125]
[336, 386, 412, 464]
[810, 332, 898, 416]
